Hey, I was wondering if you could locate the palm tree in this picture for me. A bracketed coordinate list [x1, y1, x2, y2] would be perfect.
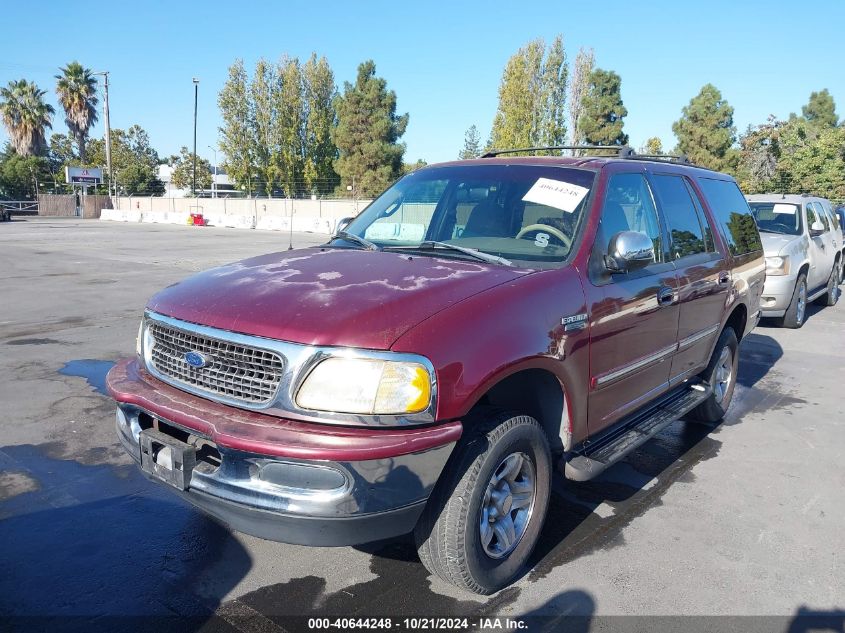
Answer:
[0, 79, 55, 156]
[55, 61, 98, 163]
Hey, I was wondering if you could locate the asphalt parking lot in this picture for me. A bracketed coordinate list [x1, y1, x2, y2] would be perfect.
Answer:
[1, 217, 843, 632]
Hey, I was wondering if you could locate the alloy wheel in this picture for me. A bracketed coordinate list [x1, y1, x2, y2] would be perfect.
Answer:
[479, 451, 536, 559]
[714, 346, 734, 406]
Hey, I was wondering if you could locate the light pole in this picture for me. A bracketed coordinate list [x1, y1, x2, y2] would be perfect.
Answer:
[93, 71, 112, 196]
[207, 145, 217, 198]
[192, 77, 199, 196]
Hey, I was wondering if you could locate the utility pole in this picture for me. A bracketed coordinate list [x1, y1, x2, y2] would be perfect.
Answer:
[207, 145, 217, 198]
[192, 78, 199, 196]
[93, 71, 112, 196]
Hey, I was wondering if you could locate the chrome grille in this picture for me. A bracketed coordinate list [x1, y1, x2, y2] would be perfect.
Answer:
[147, 320, 284, 404]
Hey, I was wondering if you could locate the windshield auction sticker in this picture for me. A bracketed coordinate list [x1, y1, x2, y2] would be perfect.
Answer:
[522, 178, 589, 213]
[773, 203, 796, 214]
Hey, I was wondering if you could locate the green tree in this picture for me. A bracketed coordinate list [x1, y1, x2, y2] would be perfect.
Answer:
[579, 68, 628, 149]
[736, 116, 782, 193]
[302, 54, 339, 195]
[249, 58, 277, 197]
[87, 125, 164, 195]
[0, 79, 54, 156]
[403, 159, 428, 174]
[568, 47, 594, 146]
[0, 145, 52, 198]
[802, 89, 838, 129]
[459, 124, 482, 159]
[169, 146, 213, 192]
[272, 57, 305, 197]
[644, 137, 663, 155]
[54, 61, 98, 163]
[332, 60, 408, 197]
[218, 59, 254, 195]
[490, 35, 568, 151]
[775, 121, 845, 200]
[672, 84, 736, 170]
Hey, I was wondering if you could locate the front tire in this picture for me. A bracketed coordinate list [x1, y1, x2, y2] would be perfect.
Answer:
[689, 327, 739, 423]
[774, 273, 807, 329]
[414, 410, 551, 595]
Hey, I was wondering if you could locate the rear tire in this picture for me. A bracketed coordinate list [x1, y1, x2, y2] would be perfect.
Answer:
[688, 327, 739, 423]
[774, 273, 807, 329]
[414, 410, 551, 594]
[815, 264, 840, 307]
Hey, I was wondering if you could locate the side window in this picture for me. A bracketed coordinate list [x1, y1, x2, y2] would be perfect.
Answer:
[600, 173, 662, 263]
[812, 202, 830, 231]
[650, 174, 707, 259]
[697, 178, 763, 255]
[806, 203, 818, 231]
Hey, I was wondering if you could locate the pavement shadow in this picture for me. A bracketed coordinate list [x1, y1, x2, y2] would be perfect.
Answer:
[517, 589, 595, 632]
[0, 444, 252, 632]
[736, 332, 784, 389]
[787, 607, 845, 633]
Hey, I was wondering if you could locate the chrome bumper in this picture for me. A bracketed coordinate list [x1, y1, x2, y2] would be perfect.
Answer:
[115, 404, 456, 545]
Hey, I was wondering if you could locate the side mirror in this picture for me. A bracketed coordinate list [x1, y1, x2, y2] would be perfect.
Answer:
[809, 220, 825, 237]
[605, 231, 654, 273]
[335, 217, 354, 233]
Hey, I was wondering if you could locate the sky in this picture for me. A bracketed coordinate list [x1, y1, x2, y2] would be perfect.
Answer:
[1, 0, 843, 166]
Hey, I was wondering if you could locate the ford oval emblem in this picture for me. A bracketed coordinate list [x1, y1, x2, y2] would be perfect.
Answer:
[184, 351, 209, 368]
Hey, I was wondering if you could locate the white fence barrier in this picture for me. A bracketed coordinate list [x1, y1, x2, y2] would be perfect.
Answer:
[100, 196, 372, 235]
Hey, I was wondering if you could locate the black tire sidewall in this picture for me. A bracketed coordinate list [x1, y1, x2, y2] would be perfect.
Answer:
[710, 328, 739, 416]
[786, 274, 807, 328]
[461, 420, 551, 591]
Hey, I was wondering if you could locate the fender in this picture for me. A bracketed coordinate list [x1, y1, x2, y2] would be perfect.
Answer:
[391, 266, 591, 448]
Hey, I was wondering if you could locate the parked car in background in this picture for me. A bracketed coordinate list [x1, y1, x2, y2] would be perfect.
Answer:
[108, 147, 764, 594]
[747, 194, 841, 328]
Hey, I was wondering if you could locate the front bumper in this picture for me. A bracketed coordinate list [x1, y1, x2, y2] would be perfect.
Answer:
[759, 273, 798, 317]
[108, 358, 461, 546]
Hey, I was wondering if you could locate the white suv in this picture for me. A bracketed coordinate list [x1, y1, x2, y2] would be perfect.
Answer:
[747, 194, 841, 328]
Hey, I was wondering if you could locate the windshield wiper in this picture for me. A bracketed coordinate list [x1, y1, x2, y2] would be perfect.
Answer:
[385, 241, 512, 266]
[331, 230, 380, 251]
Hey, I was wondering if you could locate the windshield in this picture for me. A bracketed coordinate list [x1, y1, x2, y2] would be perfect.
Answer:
[333, 164, 596, 268]
[749, 202, 803, 236]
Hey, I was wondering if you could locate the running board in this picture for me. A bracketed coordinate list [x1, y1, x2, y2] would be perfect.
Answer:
[562, 380, 712, 482]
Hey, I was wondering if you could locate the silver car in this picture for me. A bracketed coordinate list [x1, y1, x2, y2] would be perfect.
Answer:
[746, 194, 841, 328]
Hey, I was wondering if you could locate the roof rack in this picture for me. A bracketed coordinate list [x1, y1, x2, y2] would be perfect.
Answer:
[628, 153, 691, 165]
[481, 145, 634, 158]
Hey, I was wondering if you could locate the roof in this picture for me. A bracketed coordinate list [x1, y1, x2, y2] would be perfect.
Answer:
[746, 193, 830, 204]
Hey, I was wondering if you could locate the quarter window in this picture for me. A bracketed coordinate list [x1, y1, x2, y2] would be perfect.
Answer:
[697, 178, 763, 255]
[599, 173, 662, 263]
[651, 174, 707, 259]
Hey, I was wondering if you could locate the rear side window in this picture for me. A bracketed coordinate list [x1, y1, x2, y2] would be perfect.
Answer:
[651, 174, 707, 259]
[697, 178, 763, 255]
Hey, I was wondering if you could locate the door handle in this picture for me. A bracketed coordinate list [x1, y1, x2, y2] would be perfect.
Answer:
[657, 286, 675, 306]
[718, 271, 730, 285]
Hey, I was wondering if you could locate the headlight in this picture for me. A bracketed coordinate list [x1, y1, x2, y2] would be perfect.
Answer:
[136, 319, 144, 357]
[765, 256, 790, 276]
[295, 357, 432, 415]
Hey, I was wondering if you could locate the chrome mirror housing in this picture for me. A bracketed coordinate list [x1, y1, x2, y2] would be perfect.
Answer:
[605, 230, 655, 273]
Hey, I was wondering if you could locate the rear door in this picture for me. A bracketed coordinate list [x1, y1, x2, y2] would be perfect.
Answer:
[587, 170, 680, 435]
[649, 173, 729, 381]
[805, 202, 831, 290]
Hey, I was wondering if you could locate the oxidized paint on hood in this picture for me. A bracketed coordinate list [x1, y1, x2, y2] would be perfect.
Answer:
[147, 247, 531, 349]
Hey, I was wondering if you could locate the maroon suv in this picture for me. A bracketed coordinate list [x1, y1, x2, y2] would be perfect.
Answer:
[107, 147, 764, 594]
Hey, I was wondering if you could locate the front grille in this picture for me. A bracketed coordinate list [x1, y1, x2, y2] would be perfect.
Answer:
[147, 320, 284, 405]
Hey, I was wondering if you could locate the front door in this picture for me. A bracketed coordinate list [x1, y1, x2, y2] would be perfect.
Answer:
[588, 172, 680, 436]
[805, 202, 832, 291]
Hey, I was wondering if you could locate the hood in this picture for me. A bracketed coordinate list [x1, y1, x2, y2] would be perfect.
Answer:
[759, 232, 803, 257]
[147, 247, 531, 349]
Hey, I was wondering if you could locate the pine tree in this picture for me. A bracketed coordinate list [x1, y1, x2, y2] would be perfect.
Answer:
[802, 89, 838, 129]
[459, 124, 482, 159]
[579, 69, 628, 149]
[332, 60, 408, 197]
[644, 137, 663, 155]
[672, 84, 736, 170]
